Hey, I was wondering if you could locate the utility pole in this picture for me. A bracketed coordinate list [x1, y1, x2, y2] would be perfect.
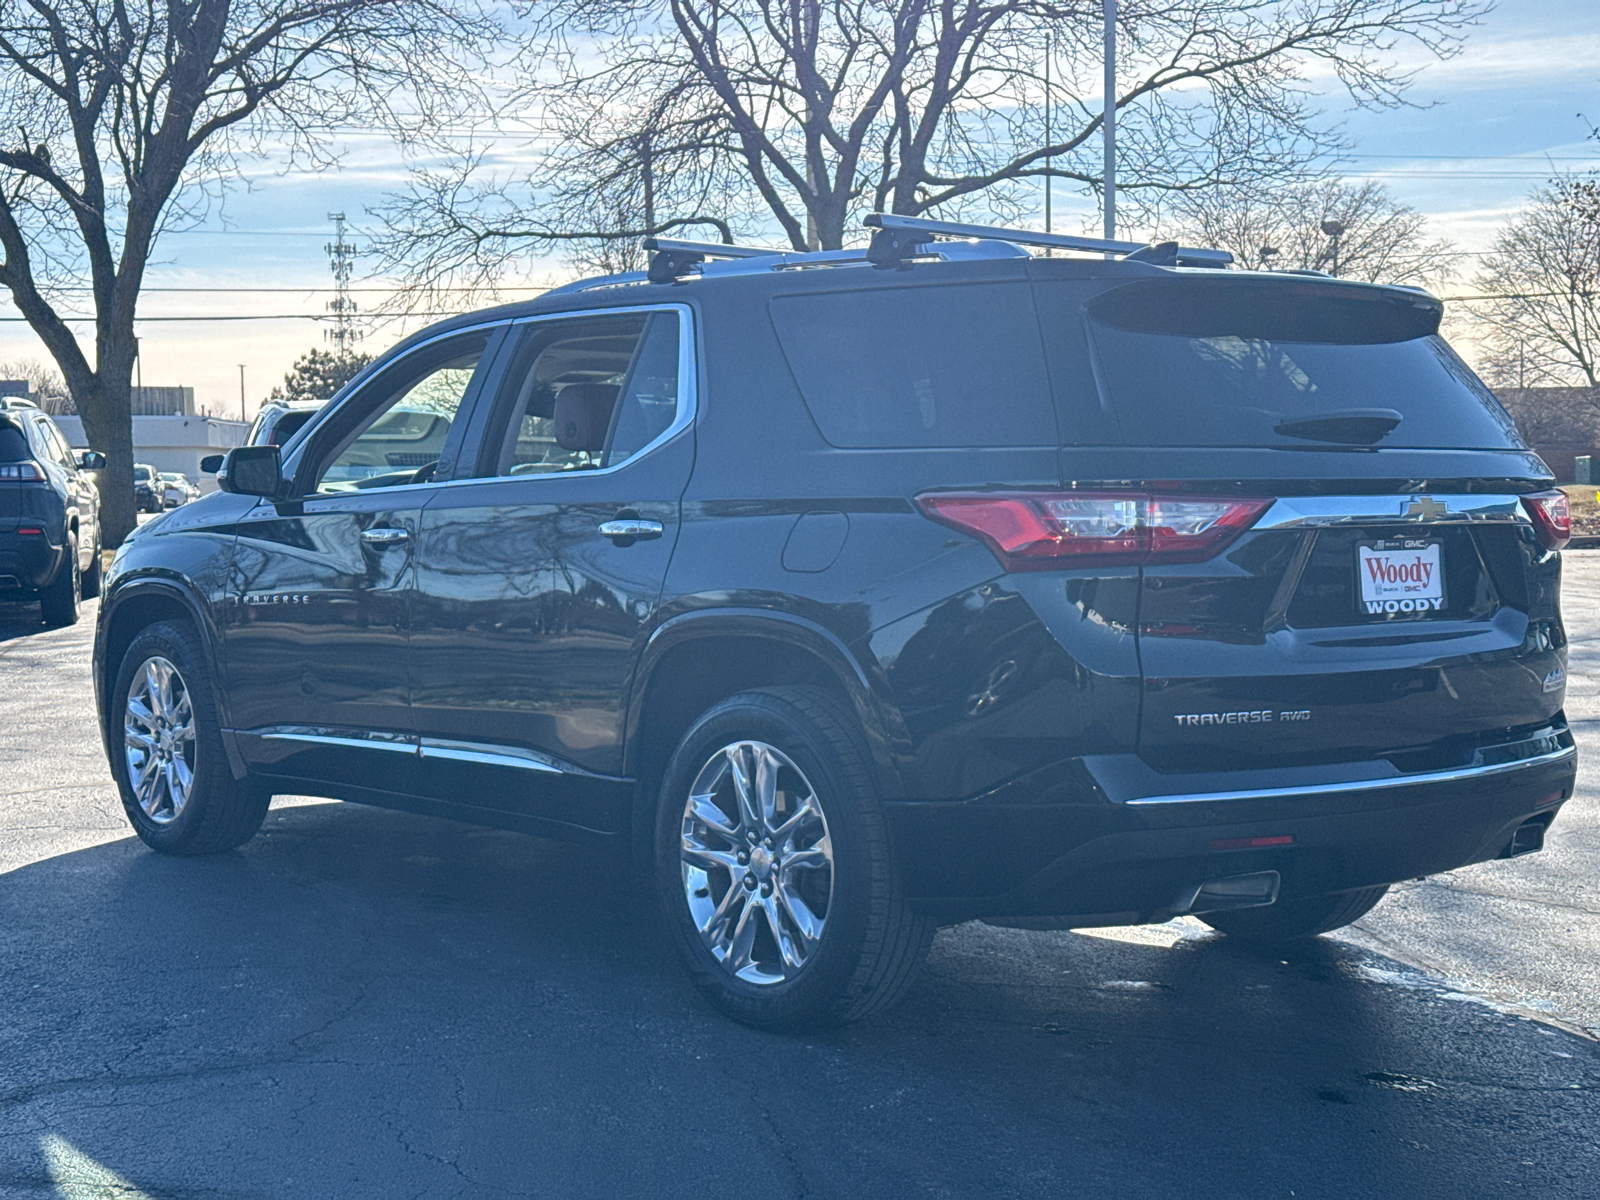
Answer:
[640, 131, 656, 234]
[1103, 0, 1116, 242]
[1044, 29, 1052, 238]
[324, 212, 361, 354]
[238, 365, 246, 422]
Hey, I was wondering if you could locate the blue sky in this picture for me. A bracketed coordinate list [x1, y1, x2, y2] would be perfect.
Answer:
[2, 0, 1596, 419]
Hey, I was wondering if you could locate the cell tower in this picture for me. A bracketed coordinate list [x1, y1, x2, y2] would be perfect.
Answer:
[324, 212, 361, 353]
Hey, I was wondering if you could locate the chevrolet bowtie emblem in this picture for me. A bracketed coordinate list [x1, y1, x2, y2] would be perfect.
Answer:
[1401, 496, 1449, 520]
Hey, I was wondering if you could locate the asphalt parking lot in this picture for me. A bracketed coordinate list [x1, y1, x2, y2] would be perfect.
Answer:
[1, 550, 1597, 1198]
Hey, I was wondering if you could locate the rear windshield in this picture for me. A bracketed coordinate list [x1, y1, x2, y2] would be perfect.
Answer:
[769, 283, 1056, 448]
[0, 422, 29, 462]
[1081, 280, 1523, 449]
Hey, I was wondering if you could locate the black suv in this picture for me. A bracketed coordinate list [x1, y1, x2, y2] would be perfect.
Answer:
[1, 398, 104, 625]
[93, 216, 1576, 1029]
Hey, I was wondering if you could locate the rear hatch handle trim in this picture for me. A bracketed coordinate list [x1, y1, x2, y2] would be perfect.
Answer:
[1254, 494, 1527, 530]
[1125, 743, 1574, 807]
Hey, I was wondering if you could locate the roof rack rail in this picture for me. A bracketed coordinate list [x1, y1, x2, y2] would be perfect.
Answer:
[642, 236, 780, 284]
[863, 213, 1233, 269]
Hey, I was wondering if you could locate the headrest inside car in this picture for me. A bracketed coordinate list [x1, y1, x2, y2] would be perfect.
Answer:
[554, 384, 619, 452]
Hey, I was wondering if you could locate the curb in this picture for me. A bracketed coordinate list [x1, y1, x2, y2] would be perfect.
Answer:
[1567, 536, 1600, 550]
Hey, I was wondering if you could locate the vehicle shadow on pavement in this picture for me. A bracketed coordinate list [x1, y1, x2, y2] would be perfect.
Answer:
[2, 799, 1597, 1199]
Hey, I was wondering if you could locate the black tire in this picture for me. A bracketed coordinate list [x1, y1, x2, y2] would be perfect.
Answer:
[39, 533, 80, 626]
[1199, 884, 1390, 944]
[110, 619, 270, 855]
[655, 685, 933, 1030]
[80, 527, 103, 600]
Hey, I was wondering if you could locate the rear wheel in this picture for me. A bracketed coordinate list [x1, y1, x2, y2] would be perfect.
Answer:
[111, 620, 270, 854]
[656, 686, 932, 1030]
[1199, 885, 1390, 944]
[39, 533, 80, 626]
[80, 527, 103, 600]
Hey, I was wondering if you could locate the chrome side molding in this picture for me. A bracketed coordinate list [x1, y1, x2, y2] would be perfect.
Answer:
[245, 726, 594, 777]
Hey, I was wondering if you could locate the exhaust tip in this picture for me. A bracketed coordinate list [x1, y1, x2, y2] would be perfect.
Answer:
[1173, 870, 1281, 915]
[1500, 817, 1550, 859]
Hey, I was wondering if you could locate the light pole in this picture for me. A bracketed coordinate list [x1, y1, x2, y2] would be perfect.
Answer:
[1103, 0, 1116, 242]
[238, 364, 246, 422]
[1320, 219, 1346, 277]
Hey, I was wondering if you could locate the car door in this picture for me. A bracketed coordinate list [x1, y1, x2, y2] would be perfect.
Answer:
[225, 324, 508, 791]
[409, 305, 695, 833]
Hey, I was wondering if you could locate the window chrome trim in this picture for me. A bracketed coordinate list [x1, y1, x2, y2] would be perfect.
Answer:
[443, 302, 698, 488]
[1123, 744, 1574, 807]
[1253, 493, 1529, 531]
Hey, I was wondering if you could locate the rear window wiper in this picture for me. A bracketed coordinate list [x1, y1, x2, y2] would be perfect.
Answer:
[1273, 408, 1402, 445]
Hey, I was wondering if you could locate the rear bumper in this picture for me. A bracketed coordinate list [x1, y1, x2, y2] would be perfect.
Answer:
[0, 529, 65, 592]
[888, 723, 1576, 925]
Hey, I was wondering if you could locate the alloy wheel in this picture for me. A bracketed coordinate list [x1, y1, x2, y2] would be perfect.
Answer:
[123, 656, 197, 824]
[679, 740, 834, 985]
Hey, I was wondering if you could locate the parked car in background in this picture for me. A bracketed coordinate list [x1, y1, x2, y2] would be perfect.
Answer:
[94, 216, 1576, 1030]
[132, 464, 162, 513]
[158, 472, 200, 507]
[246, 399, 325, 448]
[1, 396, 103, 625]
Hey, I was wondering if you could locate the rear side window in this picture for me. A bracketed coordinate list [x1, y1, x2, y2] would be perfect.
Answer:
[479, 310, 683, 479]
[769, 283, 1056, 448]
[0, 422, 29, 461]
[1080, 279, 1523, 449]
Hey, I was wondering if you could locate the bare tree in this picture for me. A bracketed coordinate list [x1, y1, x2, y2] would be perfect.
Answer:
[1474, 176, 1600, 391]
[0, 0, 495, 544]
[1159, 178, 1457, 285]
[0, 355, 69, 412]
[372, 0, 1486, 297]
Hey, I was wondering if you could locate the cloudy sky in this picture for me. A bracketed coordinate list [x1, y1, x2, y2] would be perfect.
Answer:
[2, 0, 1596, 421]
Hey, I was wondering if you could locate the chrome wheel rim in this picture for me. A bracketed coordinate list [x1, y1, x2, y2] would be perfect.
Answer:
[680, 740, 834, 986]
[123, 656, 196, 825]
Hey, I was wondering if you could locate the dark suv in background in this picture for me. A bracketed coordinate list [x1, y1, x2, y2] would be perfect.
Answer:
[93, 216, 1575, 1029]
[1, 397, 103, 625]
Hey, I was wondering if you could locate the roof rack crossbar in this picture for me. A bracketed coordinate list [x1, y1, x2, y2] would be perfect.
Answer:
[863, 213, 1233, 267]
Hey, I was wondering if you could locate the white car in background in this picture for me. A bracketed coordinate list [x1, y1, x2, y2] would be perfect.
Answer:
[158, 472, 200, 507]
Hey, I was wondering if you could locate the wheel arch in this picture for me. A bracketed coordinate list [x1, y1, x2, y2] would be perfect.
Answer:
[95, 578, 239, 777]
[624, 608, 909, 871]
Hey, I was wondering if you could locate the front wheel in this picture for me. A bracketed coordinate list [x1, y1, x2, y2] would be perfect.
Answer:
[656, 686, 932, 1030]
[111, 620, 270, 854]
[1199, 885, 1390, 944]
[39, 533, 80, 626]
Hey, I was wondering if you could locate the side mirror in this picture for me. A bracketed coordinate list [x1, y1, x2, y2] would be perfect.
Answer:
[77, 450, 106, 470]
[217, 445, 284, 499]
[199, 454, 224, 474]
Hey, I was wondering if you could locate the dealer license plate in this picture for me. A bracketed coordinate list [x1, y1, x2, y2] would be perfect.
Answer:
[1357, 539, 1446, 617]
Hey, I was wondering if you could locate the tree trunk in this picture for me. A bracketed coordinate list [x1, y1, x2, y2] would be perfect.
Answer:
[75, 361, 138, 548]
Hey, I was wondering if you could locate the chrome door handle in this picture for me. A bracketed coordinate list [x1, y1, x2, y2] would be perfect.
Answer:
[598, 519, 663, 541]
[361, 527, 410, 546]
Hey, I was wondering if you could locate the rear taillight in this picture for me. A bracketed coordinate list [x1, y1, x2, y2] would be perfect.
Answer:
[1521, 490, 1571, 550]
[915, 491, 1272, 570]
[0, 462, 46, 481]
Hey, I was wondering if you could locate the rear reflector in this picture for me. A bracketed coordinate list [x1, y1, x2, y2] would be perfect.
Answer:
[0, 462, 46, 481]
[1211, 835, 1295, 851]
[15, 527, 44, 536]
[916, 491, 1271, 570]
[1520, 490, 1571, 550]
